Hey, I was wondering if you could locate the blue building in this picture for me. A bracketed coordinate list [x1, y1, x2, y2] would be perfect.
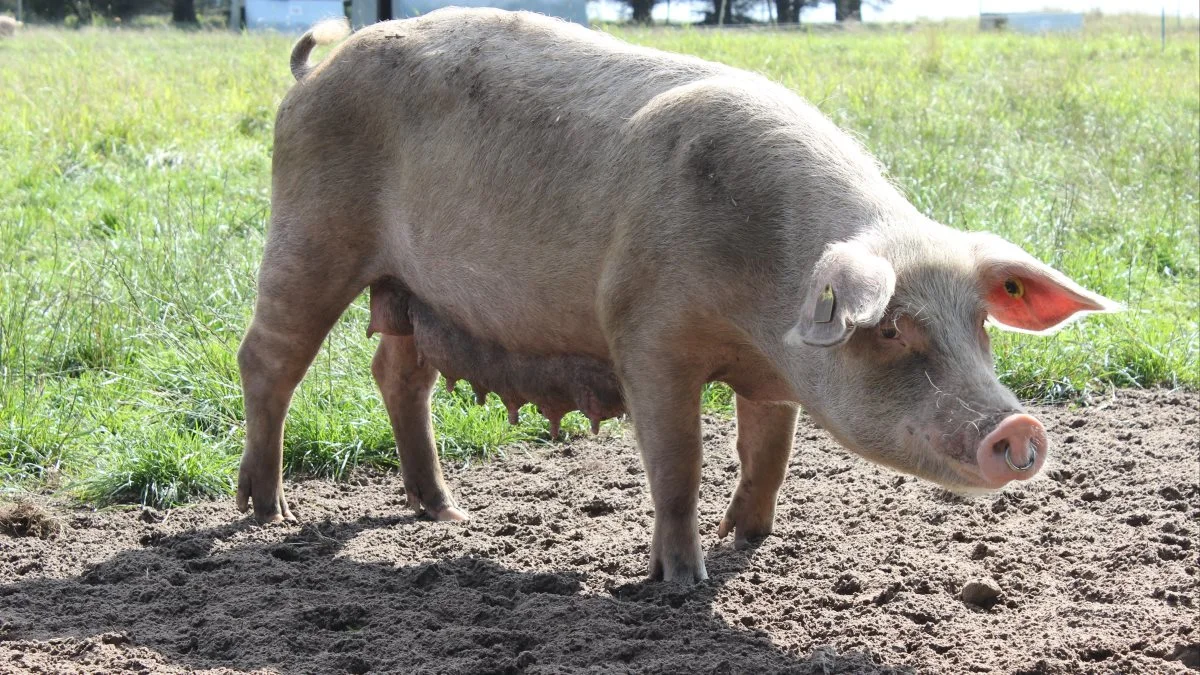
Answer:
[237, 0, 344, 32]
[979, 12, 1084, 34]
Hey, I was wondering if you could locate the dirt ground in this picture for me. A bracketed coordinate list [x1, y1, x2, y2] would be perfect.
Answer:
[1, 389, 1197, 674]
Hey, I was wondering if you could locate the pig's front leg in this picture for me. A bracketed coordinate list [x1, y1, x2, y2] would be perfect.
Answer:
[718, 397, 799, 546]
[620, 358, 708, 583]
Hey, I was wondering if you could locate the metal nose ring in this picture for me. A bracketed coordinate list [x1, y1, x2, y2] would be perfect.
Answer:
[1004, 441, 1037, 472]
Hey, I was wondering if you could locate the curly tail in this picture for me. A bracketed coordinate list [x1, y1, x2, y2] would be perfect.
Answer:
[290, 17, 351, 81]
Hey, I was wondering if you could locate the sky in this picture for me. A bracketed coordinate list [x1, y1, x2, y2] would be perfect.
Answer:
[588, 0, 1200, 24]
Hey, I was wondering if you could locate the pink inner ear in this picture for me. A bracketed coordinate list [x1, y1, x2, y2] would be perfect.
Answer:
[986, 272, 1100, 333]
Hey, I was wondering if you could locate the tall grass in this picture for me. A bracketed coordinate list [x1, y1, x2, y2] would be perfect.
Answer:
[1, 18, 1196, 507]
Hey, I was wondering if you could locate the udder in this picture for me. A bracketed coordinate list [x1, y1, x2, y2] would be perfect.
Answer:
[367, 281, 626, 437]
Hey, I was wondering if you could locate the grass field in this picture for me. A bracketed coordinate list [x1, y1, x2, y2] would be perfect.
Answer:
[1, 18, 1197, 508]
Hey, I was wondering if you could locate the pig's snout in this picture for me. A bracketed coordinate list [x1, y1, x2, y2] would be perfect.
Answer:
[975, 414, 1048, 488]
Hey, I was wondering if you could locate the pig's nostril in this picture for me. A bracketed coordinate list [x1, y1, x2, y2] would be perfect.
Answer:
[997, 439, 1037, 472]
[978, 414, 1046, 487]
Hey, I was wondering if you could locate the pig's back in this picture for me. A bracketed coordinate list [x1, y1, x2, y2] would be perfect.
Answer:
[279, 10, 754, 355]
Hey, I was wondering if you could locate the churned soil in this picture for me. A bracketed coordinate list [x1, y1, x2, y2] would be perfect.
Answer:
[1, 389, 1197, 674]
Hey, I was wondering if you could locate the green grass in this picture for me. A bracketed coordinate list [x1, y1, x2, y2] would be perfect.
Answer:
[1, 17, 1196, 507]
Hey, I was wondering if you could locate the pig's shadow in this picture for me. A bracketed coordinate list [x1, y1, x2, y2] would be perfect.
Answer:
[1, 516, 911, 674]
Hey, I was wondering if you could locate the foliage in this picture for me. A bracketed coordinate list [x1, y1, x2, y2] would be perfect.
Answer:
[0, 0, 215, 25]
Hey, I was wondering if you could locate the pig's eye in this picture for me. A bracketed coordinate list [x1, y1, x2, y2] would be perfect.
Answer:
[880, 324, 900, 340]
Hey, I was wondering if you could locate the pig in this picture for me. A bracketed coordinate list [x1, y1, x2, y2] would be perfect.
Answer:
[236, 9, 1118, 582]
[0, 16, 23, 37]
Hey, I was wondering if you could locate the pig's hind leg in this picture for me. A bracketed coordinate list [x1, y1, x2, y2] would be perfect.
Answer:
[371, 334, 467, 522]
[717, 397, 799, 546]
[237, 235, 367, 523]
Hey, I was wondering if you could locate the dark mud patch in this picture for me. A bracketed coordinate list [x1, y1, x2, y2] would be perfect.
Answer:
[0, 500, 65, 539]
[1, 389, 1197, 673]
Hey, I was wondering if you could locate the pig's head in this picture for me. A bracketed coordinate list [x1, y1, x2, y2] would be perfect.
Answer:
[784, 224, 1119, 492]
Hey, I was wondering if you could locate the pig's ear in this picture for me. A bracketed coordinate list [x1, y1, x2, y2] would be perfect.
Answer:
[971, 233, 1121, 335]
[785, 241, 896, 348]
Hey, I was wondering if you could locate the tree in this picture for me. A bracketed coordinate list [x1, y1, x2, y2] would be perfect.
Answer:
[702, 0, 758, 24]
[171, 0, 196, 24]
[774, 0, 817, 24]
[620, 0, 655, 23]
[834, 0, 860, 22]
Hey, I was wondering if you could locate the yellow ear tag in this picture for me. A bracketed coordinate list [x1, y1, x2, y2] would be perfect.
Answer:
[1003, 277, 1025, 299]
[814, 284, 836, 323]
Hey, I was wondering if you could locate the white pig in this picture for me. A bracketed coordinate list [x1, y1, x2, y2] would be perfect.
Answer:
[235, 11, 1118, 582]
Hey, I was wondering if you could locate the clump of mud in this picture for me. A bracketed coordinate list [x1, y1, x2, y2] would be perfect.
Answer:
[0, 500, 65, 539]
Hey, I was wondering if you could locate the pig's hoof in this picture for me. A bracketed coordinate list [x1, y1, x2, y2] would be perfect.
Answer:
[650, 562, 708, 585]
[717, 517, 770, 549]
[717, 498, 774, 548]
[237, 474, 296, 524]
[246, 497, 296, 524]
[407, 493, 470, 522]
[649, 551, 708, 584]
[428, 504, 470, 522]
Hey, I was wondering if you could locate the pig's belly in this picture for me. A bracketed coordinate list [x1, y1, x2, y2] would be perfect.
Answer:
[368, 268, 626, 437]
